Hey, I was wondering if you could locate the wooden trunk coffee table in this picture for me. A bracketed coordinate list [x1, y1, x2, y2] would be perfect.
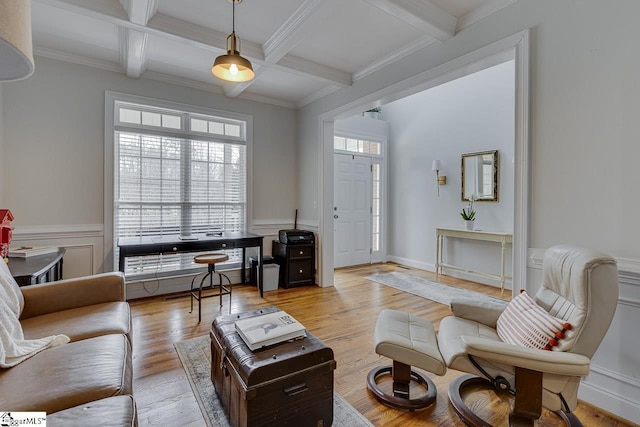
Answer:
[210, 306, 336, 427]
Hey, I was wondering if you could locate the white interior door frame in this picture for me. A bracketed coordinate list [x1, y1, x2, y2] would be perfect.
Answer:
[318, 30, 530, 292]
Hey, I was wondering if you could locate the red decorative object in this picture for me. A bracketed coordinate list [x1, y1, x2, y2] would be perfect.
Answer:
[0, 209, 15, 261]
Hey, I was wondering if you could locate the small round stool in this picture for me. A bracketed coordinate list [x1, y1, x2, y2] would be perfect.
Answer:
[366, 309, 446, 410]
[189, 253, 232, 322]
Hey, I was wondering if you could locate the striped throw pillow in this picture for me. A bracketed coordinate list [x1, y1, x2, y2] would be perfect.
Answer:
[496, 290, 572, 351]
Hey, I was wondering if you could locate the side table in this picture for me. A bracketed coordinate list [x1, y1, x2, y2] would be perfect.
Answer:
[7, 248, 66, 286]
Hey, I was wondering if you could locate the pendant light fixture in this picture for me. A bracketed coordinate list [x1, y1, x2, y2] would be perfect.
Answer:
[212, 0, 255, 83]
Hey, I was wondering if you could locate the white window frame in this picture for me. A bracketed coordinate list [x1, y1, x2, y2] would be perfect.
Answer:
[104, 91, 254, 274]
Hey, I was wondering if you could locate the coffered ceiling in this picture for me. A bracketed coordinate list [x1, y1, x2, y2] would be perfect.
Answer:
[31, 0, 518, 108]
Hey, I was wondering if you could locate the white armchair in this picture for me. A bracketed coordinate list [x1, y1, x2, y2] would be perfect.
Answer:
[366, 245, 618, 426]
[438, 245, 618, 426]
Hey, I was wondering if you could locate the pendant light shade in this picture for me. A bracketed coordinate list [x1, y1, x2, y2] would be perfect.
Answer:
[212, 33, 255, 82]
[0, 1, 35, 81]
[212, 0, 254, 83]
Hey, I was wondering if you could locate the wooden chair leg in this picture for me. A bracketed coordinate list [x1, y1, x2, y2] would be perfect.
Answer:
[509, 367, 542, 427]
[392, 360, 411, 399]
[367, 364, 437, 410]
[449, 370, 552, 427]
[448, 374, 494, 426]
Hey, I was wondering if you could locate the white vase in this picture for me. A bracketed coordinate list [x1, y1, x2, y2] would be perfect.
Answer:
[465, 220, 475, 231]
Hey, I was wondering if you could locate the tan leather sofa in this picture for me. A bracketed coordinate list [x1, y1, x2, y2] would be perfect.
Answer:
[0, 271, 137, 426]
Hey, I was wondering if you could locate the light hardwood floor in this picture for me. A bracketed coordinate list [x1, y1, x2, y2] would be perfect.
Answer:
[130, 263, 631, 426]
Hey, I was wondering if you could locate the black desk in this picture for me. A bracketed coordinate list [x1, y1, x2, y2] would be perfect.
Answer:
[117, 232, 265, 297]
[8, 248, 66, 286]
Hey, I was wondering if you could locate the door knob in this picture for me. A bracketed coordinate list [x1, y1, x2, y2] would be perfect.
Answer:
[334, 215, 338, 219]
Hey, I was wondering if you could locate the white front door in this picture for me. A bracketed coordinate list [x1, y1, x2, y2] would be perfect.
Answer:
[334, 153, 372, 268]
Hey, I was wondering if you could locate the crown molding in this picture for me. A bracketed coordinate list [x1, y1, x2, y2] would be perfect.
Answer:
[36, 0, 129, 21]
[233, 90, 296, 109]
[297, 85, 341, 109]
[34, 46, 124, 74]
[457, 0, 520, 31]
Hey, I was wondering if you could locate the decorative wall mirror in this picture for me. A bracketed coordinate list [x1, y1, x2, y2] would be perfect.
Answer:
[461, 150, 499, 201]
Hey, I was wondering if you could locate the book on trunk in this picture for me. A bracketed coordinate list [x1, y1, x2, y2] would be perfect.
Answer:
[235, 310, 306, 351]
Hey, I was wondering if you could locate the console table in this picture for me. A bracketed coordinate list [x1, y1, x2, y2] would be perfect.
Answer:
[8, 248, 66, 286]
[118, 232, 266, 297]
[435, 228, 512, 293]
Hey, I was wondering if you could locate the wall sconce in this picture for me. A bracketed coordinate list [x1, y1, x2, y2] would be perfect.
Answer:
[431, 160, 446, 196]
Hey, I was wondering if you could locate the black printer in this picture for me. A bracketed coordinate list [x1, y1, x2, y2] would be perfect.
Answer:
[278, 229, 315, 245]
[274, 229, 316, 288]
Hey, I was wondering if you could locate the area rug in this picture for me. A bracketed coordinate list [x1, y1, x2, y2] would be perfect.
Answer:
[365, 271, 506, 307]
[175, 335, 373, 427]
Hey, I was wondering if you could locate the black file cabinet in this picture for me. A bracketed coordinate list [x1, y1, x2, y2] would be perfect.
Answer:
[272, 240, 315, 288]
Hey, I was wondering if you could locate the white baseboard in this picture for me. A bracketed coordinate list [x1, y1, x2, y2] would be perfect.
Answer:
[385, 255, 512, 290]
[385, 255, 433, 272]
[579, 365, 640, 424]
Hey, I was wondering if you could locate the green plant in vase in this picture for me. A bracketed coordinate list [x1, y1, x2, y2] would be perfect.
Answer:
[461, 194, 477, 230]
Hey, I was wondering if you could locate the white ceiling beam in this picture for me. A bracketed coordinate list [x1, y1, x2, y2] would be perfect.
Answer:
[263, 0, 339, 64]
[149, 13, 350, 87]
[34, 0, 351, 87]
[277, 55, 351, 87]
[363, 0, 457, 41]
[119, 0, 157, 78]
[124, 0, 158, 25]
[119, 28, 148, 78]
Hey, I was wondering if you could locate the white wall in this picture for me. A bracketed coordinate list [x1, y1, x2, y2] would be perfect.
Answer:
[297, 0, 640, 422]
[383, 60, 515, 287]
[1, 56, 297, 279]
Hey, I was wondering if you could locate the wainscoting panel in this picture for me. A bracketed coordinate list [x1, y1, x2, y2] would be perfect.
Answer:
[125, 269, 245, 300]
[528, 248, 640, 424]
[62, 245, 95, 278]
[11, 225, 104, 280]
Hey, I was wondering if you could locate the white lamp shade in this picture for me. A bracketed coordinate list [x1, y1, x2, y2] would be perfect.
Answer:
[431, 160, 443, 171]
[0, 1, 35, 81]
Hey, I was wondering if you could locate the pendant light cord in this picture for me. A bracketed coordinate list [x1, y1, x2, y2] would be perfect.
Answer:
[232, 0, 236, 34]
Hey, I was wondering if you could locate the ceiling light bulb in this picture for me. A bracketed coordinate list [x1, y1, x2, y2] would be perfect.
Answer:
[229, 64, 239, 75]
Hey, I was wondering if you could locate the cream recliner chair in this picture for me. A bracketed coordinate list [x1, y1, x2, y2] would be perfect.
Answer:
[438, 245, 618, 426]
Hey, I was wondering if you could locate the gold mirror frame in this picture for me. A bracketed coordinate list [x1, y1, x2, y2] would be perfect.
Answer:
[461, 150, 499, 202]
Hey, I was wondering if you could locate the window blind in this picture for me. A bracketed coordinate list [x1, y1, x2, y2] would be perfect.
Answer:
[113, 101, 247, 276]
